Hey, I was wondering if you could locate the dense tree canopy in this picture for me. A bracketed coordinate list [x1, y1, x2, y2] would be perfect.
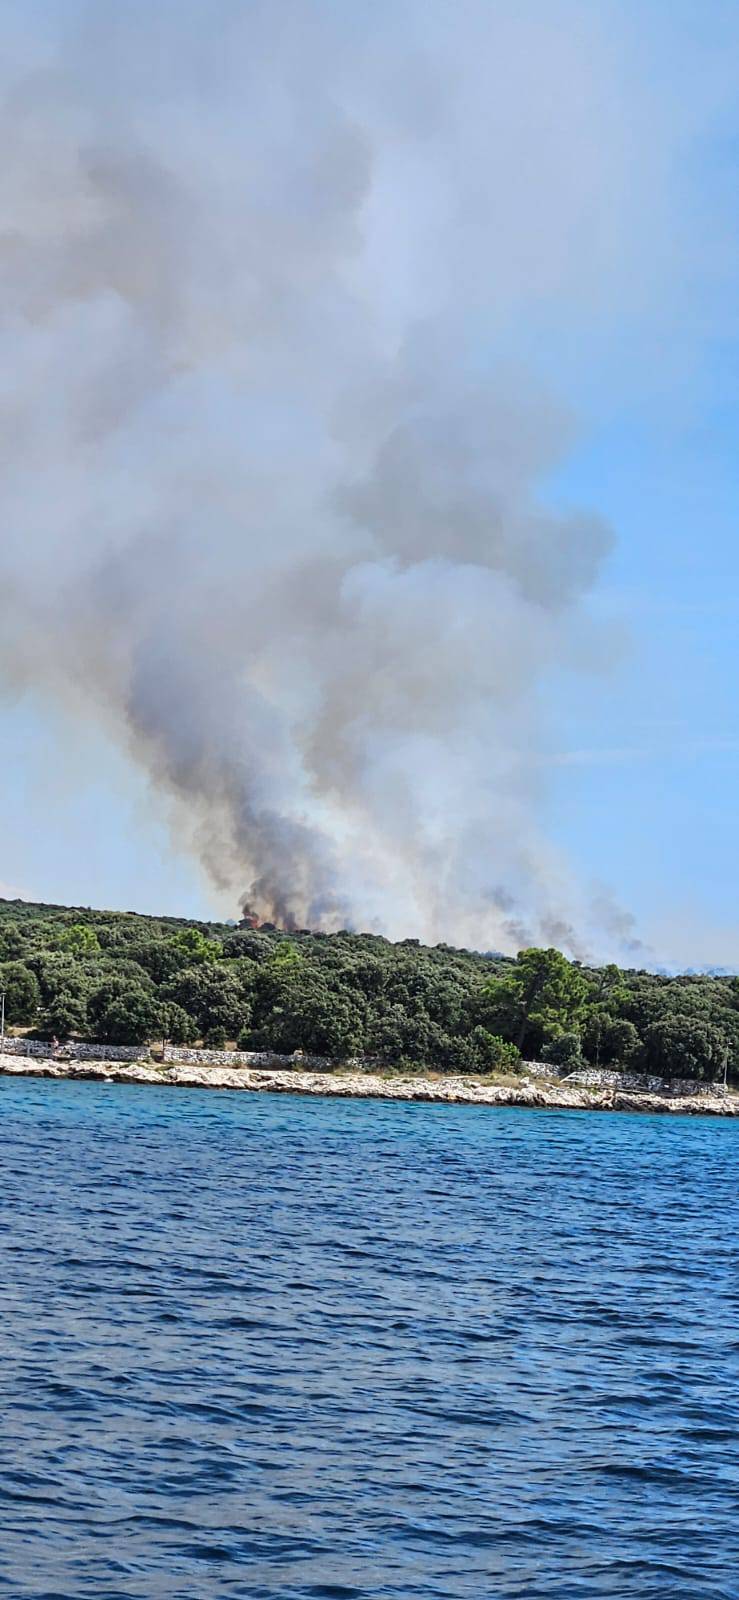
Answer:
[0, 897, 735, 1083]
[480, 947, 588, 1056]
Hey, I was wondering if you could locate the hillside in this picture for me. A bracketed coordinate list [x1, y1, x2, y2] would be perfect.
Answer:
[0, 898, 736, 1083]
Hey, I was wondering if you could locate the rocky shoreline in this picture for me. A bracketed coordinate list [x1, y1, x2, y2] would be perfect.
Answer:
[0, 1052, 736, 1117]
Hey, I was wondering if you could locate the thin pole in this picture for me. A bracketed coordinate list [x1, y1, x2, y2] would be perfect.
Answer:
[0, 991, 5, 1056]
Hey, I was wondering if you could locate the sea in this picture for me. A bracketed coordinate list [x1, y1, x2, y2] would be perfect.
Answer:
[0, 1077, 737, 1599]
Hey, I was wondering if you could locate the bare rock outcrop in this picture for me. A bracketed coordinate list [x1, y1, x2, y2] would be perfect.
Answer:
[0, 1052, 735, 1117]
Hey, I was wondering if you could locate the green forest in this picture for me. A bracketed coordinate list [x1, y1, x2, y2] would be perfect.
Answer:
[0, 898, 736, 1083]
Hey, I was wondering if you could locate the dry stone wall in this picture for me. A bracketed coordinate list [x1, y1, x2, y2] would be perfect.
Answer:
[564, 1066, 727, 1098]
[521, 1060, 560, 1080]
[0, 1039, 52, 1057]
[1, 1038, 147, 1063]
[3, 1038, 722, 1094]
[162, 1044, 332, 1071]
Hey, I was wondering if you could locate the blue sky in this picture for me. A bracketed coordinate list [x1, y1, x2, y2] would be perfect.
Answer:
[0, 0, 736, 967]
[0, 696, 213, 919]
[542, 196, 739, 965]
[547, 404, 739, 966]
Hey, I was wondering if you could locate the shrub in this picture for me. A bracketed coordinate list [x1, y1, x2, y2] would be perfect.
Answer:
[541, 1031, 583, 1071]
[645, 1016, 728, 1082]
[0, 961, 40, 1025]
[203, 1026, 227, 1048]
[38, 995, 88, 1040]
[470, 1027, 521, 1073]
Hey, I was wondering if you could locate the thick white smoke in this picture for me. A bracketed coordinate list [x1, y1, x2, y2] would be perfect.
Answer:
[0, 0, 668, 953]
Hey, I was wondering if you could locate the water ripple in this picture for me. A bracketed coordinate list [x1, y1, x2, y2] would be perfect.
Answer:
[0, 1079, 737, 1598]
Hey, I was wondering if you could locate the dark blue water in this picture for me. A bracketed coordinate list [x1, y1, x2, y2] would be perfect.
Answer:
[0, 1081, 737, 1599]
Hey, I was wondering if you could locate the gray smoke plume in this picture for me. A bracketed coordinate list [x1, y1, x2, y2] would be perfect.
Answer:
[0, 0, 666, 954]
